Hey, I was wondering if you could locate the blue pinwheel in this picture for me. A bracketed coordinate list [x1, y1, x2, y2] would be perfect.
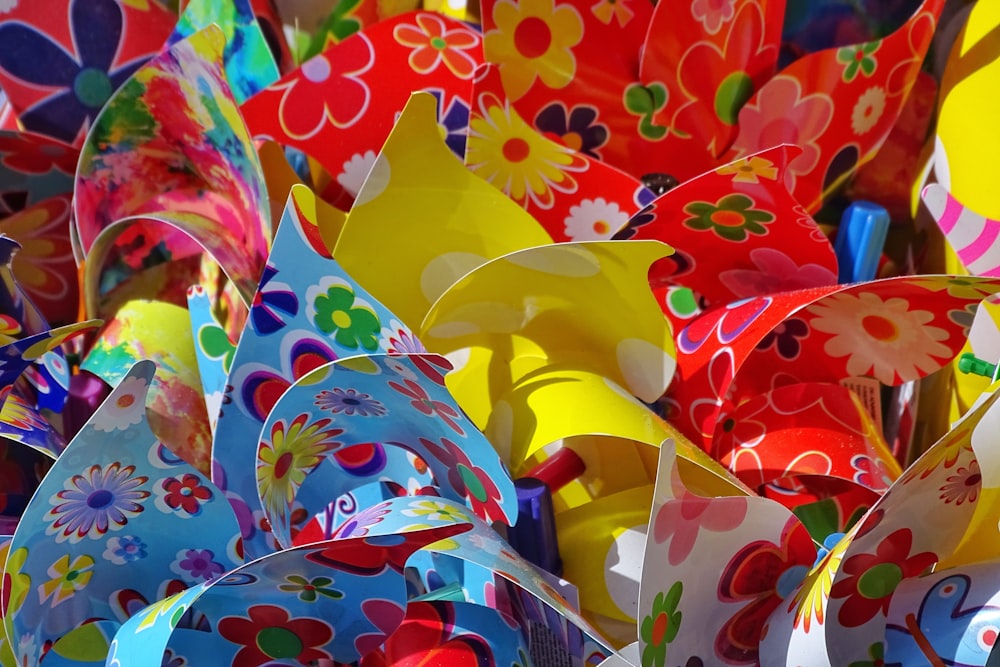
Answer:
[0, 0, 155, 143]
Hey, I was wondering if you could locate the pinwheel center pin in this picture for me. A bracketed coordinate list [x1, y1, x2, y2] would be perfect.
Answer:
[513, 17, 551, 59]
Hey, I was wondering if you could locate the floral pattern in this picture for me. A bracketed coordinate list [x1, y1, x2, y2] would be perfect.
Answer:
[250, 265, 299, 336]
[807, 291, 951, 385]
[257, 413, 344, 515]
[848, 642, 884, 667]
[38, 554, 94, 607]
[218, 604, 333, 666]
[683, 193, 774, 242]
[732, 76, 834, 192]
[388, 378, 464, 434]
[314, 387, 387, 417]
[641, 581, 682, 667]
[153, 474, 214, 517]
[534, 102, 608, 158]
[938, 460, 980, 506]
[278, 574, 344, 602]
[310, 282, 381, 351]
[0, 0, 153, 143]
[829, 528, 935, 627]
[484, 0, 584, 100]
[790, 533, 848, 631]
[44, 463, 150, 543]
[691, 0, 735, 34]
[90, 375, 148, 433]
[652, 492, 748, 566]
[102, 535, 147, 565]
[419, 437, 506, 521]
[851, 454, 895, 491]
[171, 547, 226, 582]
[392, 13, 480, 79]
[851, 86, 886, 135]
[837, 42, 880, 83]
[563, 197, 629, 240]
[0, 133, 78, 175]
[467, 92, 586, 210]
[755, 318, 808, 360]
[384, 601, 494, 665]
[198, 321, 237, 376]
[719, 247, 837, 299]
[275, 32, 374, 139]
[715, 520, 814, 663]
[624, 83, 669, 141]
[715, 155, 778, 184]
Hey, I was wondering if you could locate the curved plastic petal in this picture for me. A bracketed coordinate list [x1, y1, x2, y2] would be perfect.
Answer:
[728, 0, 945, 212]
[934, 1, 1000, 221]
[74, 26, 271, 312]
[614, 145, 838, 309]
[466, 64, 649, 241]
[334, 91, 552, 329]
[105, 497, 471, 666]
[169, 0, 280, 103]
[211, 185, 417, 558]
[421, 240, 676, 406]
[5, 361, 242, 667]
[256, 353, 517, 546]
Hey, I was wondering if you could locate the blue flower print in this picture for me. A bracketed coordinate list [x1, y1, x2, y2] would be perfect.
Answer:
[250, 264, 299, 335]
[430, 89, 470, 159]
[0, 0, 153, 143]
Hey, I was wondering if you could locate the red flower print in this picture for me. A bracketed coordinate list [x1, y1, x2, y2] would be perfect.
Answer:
[217, 604, 333, 666]
[308, 526, 466, 576]
[418, 436, 506, 522]
[355, 598, 407, 657]
[673, 2, 772, 157]
[715, 518, 815, 663]
[652, 491, 748, 566]
[0, 133, 79, 175]
[383, 601, 494, 666]
[830, 528, 936, 627]
[157, 473, 213, 515]
[939, 460, 980, 506]
[388, 378, 465, 435]
[392, 13, 481, 79]
[271, 32, 375, 140]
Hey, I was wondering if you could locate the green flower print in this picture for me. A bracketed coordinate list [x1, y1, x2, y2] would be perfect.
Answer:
[198, 323, 236, 375]
[624, 82, 669, 140]
[837, 41, 879, 82]
[313, 285, 380, 350]
[641, 581, 682, 667]
[278, 574, 344, 603]
[848, 641, 884, 667]
[683, 193, 774, 242]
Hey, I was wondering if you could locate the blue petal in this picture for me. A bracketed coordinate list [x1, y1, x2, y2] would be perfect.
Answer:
[0, 23, 78, 87]
[72, 0, 124, 71]
[19, 90, 91, 144]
